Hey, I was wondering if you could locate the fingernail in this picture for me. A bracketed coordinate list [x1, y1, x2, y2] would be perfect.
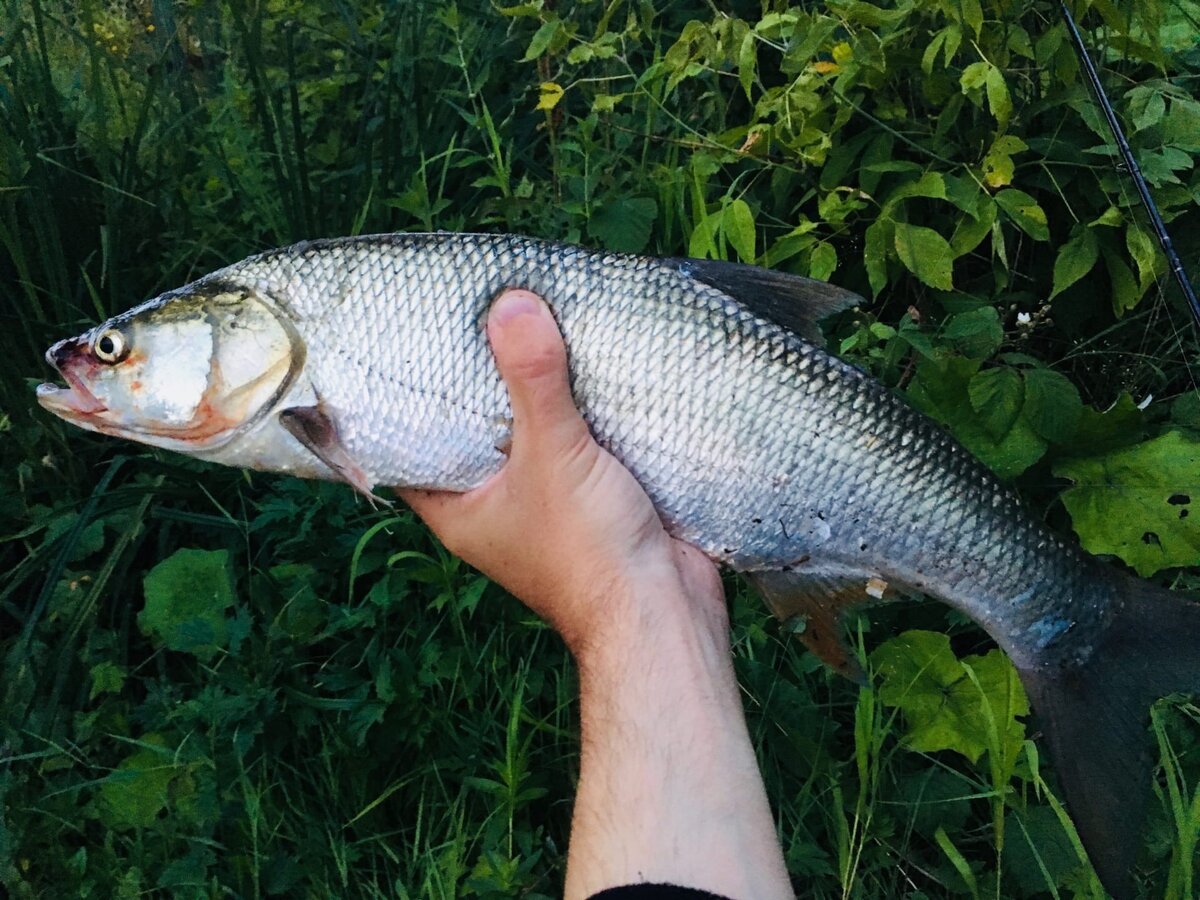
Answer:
[491, 291, 541, 326]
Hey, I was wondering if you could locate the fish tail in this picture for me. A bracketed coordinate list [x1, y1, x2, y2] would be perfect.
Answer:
[1017, 577, 1200, 900]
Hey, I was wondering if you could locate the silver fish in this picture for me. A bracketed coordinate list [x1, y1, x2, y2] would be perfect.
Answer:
[37, 232, 1199, 898]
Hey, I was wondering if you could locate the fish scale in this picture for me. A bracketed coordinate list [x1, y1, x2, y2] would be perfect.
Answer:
[209, 233, 1105, 659]
[37, 232, 1200, 899]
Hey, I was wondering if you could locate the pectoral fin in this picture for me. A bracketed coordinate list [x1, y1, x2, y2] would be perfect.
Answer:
[748, 568, 895, 683]
[279, 405, 390, 507]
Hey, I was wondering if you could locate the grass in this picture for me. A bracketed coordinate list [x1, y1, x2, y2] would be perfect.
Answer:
[2, 0, 1199, 897]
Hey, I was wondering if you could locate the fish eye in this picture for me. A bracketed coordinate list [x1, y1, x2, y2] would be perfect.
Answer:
[93, 329, 128, 364]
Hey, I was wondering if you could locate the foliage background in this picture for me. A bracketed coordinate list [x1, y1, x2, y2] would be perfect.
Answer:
[1, 0, 1199, 897]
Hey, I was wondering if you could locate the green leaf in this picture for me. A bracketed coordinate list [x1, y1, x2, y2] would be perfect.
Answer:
[1071, 393, 1146, 454]
[960, 61, 988, 92]
[944, 306, 1003, 359]
[138, 548, 235, 660]
[950, 196, 996, 257]
[1105, 253, 1143, 316]
[522, 19, 561, 61]
[808, 242, 836, 281]
[1005, 805, 1082, 896]
[1172, 393, 1200, 433]
[995, 189, 1049, 241]
[864, 219, 892, 297]
[1126, 224, 1162, 289]
[982, 147, 1015, 188]
[893, 222, 953, 290]
[1049, 228, 1099, 298]
[99, 735, 178, 829]
[721, 198, 756, 262]
[968, 366, 1023, 440]
[960, 0, 983, 36]
[588, 197, 657, 253]
[88, 661, 127, 700]
[738, 31, 756, 101]
[883, 172, 946, 212]
[985, 65, 1012, 128]
[1131, 88, 1166, 132]
[872, 632, 1026, 764]
[1023, 368, 1082, 443]
[1054, 431, 1200, 576]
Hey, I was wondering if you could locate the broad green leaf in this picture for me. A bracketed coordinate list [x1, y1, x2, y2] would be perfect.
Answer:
[981, 136, 1027, 188]
[88, 661, 126, 700]
[908, 355, 1047, 478]
[1049, 228, 1098, 298]
[1023, 368, 1082, 443]
[1005, 805, 1082, 896]
[1071, 393, 1145, 454]
[985, 65, 1012, 128]
[960, 0, 983, 36]
[944, 306, 1002, 359]
[864, 219, 892, 296]
[591, 92, 626, 113]
[522, 19, 561, 61]
[1090, 205, 1124, 228]
[942, 173, 980, 214]
[995, 189, 1049, 241]
[687, 209, 722, 259]
[98, 734, 179, 829]
[809, 242, 837, 281]
[962, 648, 1029, 758]
[872, 632, 1027, 764]
[950, 196, 996, 257]
[883, 172, 946, 212]
[968, 366, 1023, 440]
[1173, 393, 1200, 433]
[588, 197, 657, 253]
[139, 548, 235, 660]
[894, 222, 953, 290]
[738, 31, 756, 101]
[1131, 88, 1166, 132]
[1054, 431, 1200, 576]
[960, 61, 988, 92]
[722, 198, 756, 262]
[1126, 224, 1162, 289]
[1105, 253, 1143, 316]
[921, 30, 948, 75]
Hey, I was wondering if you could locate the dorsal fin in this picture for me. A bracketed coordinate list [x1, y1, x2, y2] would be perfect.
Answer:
[672, 258, 863, 344]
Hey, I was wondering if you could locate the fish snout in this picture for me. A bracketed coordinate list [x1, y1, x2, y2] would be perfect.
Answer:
[38, 336, 108, 417]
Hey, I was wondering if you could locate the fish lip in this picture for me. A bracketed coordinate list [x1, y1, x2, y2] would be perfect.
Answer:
[37, 341, 108, 417]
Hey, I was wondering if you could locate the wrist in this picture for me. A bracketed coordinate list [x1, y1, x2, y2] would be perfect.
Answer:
[567, 565, 731, 680]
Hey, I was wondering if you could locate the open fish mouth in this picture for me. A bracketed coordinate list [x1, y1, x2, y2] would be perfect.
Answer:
[36, 347, 107, 417]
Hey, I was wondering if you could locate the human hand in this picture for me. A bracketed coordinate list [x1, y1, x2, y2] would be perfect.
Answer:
[397, 289, 724, 659]
[400, 289, 792, 899]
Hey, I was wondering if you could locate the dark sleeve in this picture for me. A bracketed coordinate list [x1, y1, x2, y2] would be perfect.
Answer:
[588, 886, 734, 900]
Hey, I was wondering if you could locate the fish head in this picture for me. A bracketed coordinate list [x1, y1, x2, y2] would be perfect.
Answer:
[37, 282, 304, 453]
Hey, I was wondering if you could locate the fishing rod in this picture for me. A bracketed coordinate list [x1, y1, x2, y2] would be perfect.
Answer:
[1058, 0, 1200, 328]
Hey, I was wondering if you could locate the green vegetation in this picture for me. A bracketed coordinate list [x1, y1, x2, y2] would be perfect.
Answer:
[2, 0, 1198, 896]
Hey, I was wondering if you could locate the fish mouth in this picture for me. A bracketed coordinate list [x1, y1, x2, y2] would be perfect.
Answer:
[36, 343, 108, 418]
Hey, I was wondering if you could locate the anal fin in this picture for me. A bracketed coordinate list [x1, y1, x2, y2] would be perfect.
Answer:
[748, 568, 894, 683]
[279, 405, 391, 508]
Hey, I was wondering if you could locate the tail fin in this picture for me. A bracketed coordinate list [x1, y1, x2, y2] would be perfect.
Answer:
[1018, 579, 1200, 900]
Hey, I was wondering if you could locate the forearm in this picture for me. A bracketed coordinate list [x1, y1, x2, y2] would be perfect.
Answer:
[564, 577, 794, 900]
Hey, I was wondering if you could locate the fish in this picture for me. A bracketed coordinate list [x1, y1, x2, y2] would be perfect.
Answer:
[37, 232, 1199, 897]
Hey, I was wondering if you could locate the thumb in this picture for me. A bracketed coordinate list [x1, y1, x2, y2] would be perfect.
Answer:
[487, 290, 587, 450]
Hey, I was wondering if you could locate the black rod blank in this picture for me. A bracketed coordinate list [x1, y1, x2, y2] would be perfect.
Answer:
[1058, 1, 1200, 327]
